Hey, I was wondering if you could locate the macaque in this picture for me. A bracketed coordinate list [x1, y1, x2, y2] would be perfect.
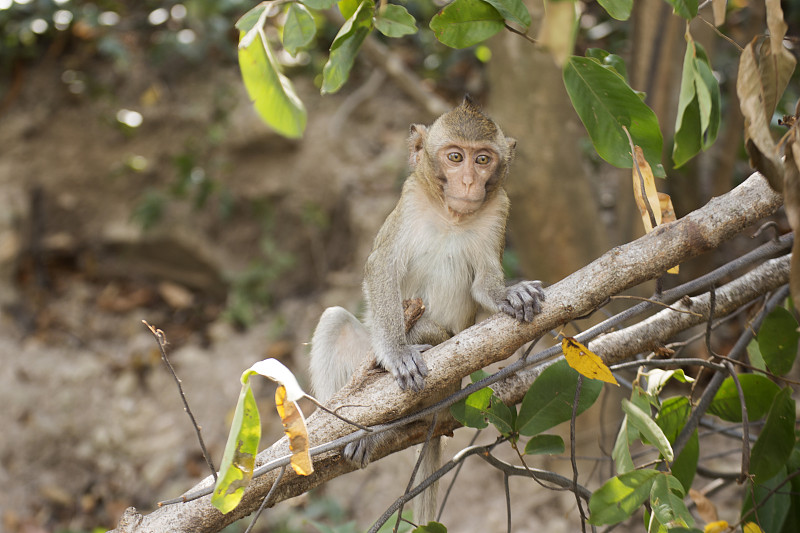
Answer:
[309, 96, 544, 522]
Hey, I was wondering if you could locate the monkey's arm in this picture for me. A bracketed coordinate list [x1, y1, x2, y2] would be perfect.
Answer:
[472, 261, 545, 323]
[363, 218, 431, 391]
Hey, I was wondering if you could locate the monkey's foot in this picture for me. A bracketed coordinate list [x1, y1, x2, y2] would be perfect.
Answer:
[343, 436, 378, 468]
[382, 344, 431, 392]
[501, 280, 546, 322]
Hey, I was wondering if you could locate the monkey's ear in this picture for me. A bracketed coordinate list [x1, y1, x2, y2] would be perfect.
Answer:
[506, 137, 517, 161]
[463, 93, 478, 109]
[408, 124, 427, 169]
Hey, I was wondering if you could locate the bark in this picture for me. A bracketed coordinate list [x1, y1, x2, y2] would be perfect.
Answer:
[112, 173, 782, 533]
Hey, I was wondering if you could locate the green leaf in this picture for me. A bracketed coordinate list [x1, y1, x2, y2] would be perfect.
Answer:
[664, 0, 698, 19]
[450, 387, 492, 429]
[742, 469, 791, 533]
[236, 4, 269, 34]
[374, 4, 417, 37]
[563, 56, 664, 176]
[708, 373, 781, 422]
[283, 4, 316, 56]
[673, 36, 720, 167]
[212, 380, 261, 513]
[322, 0, 374, 94]
[338, 0, 360, 19]
[413, 522, 448, 533]
[485, 395, 515, 435]
[516, 359, 602, 436]
[238, 29, 307, 139]
[482, 0, 531, 28]
[586, 48, 628, 80]
[758, 306, 800, 376]
[622, 398, 674, 463]
[782, 442, 800, 533]
[589, 469, 660, 525]
[750, 387, 796, 483]
[748, 338, 768, 372]
[524, 434, 565, 455]
[597, 0, 632, 20]
[430, 0, 505, 49]
[649, 474, 693, 529]
[613, 418, 635, 474]
[655, 397, 697, 492]
[303, 0, 338, 9]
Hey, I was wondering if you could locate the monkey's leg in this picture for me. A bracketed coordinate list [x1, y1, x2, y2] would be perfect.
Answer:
[309, 306, 370, 403]
[309, 307, 390, 468]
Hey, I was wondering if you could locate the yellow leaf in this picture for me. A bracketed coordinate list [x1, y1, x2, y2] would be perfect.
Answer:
[632, 146, 661, 232]
[704, 520, 729, 533]
[742, 522, 765, 533]
[689, 488, 718, 523]
[561, 337, 619, 386]
[275, 385, 314, 476]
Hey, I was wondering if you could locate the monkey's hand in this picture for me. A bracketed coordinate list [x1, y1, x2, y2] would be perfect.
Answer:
[381, 344, 432, 391]
[500, 280, 546, 322]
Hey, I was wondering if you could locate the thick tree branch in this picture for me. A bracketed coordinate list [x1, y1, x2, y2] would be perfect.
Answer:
[112, 173, 783, 533]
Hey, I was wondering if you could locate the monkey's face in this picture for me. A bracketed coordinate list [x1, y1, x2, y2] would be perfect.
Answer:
[436, 142, 503, 215]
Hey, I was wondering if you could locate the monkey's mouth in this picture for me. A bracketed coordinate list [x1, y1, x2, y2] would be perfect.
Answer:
[446, 196, 484, 215]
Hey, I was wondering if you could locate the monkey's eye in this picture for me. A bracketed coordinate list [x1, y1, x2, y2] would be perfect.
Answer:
[475, 155, 491, 165]
[447, 152, 464, 162]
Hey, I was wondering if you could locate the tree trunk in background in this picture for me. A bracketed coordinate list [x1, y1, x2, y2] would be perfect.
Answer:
[488, 33, 608, 284]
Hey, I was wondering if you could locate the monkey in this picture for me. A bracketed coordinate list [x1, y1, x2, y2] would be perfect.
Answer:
[309, 96, 545, 524]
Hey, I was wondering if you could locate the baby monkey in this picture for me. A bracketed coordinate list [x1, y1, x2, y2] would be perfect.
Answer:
[309, 96, 544, 520]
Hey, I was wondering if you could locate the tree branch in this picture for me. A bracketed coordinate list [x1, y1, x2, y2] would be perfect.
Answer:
[111, 173, 783, 533]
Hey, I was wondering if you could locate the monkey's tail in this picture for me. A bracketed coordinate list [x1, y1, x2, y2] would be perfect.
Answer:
[413, 435, 442, 526]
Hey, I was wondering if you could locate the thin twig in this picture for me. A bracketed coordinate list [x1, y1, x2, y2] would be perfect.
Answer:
[504, 23, 536, 44]
[723, 361, 750, 483]
[571, 376, 587, 533]
[753, 221, 781, 241]
[143, 320, 217, 481]
[705, 285, 719, 357]
[504, 473, 511, 533]
[304, 395, 373, 431]
[243, 465, 286, 533]
[609, 295, 704, 317]
[479, 452, 593, 500]
[697, 13, 745, 51]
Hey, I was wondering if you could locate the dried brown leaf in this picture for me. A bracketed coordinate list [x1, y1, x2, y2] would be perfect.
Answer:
[784, 129, 800, 313]
[632, 146, 661, 232]
[759, 36, 796, 120]
[689, 488, 719, 523]
[737, 40, 784, 191]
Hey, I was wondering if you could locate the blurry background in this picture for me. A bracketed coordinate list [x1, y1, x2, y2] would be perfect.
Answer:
[0, 1, 794, 532]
